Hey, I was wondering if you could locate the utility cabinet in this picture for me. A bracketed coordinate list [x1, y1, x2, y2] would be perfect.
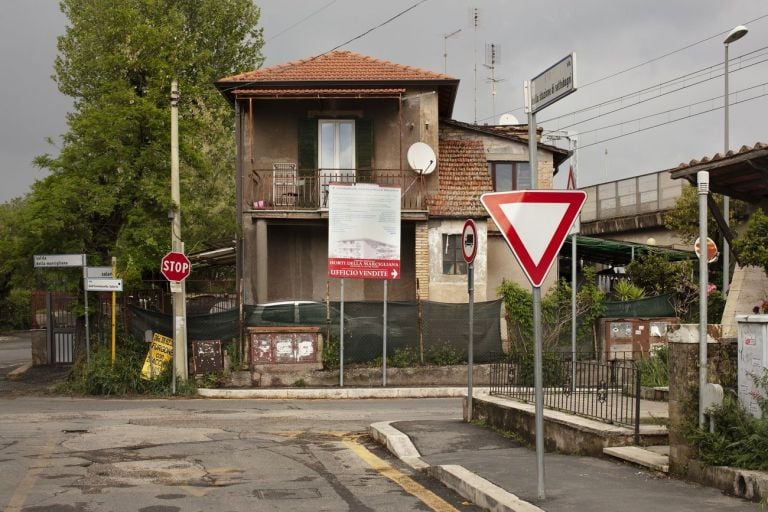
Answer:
[736, 315, 768, 418]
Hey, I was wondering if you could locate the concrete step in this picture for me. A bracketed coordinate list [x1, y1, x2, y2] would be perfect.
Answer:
[603, 445, 669, 473]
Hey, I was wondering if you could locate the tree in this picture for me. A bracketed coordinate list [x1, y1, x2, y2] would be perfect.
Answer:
[732, 208, 768, 275]
[27, 0, 264, 287]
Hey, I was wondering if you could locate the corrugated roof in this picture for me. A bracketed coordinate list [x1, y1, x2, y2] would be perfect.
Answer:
[428, 139, 493, 217]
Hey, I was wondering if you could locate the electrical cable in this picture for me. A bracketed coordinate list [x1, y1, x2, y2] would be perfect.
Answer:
[577, 91, 768, 150]
[266, 0, 339, 43]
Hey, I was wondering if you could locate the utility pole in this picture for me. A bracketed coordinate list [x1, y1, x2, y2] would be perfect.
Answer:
[171, 80, 188, 385]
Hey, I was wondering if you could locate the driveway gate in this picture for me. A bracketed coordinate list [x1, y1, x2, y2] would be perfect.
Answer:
[46, 292, 78, 364]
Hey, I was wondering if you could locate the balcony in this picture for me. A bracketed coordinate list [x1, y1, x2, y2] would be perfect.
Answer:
[244, 167, 428, 212]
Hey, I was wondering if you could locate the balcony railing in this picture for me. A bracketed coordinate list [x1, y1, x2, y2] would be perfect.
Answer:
[244, 167, 427, 211]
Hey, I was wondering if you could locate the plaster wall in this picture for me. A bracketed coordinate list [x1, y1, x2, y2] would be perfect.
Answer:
[427, 219, 487, 303]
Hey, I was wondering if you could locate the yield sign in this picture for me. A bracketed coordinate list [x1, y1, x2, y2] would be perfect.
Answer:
[481, 190, 587, 287]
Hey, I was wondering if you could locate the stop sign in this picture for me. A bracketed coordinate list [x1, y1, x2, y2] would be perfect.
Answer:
[161, 251, 191, 282]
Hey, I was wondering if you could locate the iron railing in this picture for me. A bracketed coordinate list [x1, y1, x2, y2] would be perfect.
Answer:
[490, 351, 641, 441]
[245, 167, 427, 211]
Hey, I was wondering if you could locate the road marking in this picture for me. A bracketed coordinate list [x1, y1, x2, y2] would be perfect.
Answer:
[4, 435, 57, 512]
[341, 434, 459, 512]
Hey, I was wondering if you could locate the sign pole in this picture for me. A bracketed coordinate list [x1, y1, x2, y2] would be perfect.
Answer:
[698, 171, 709, 427]
[383, 280, 388, 387]
[526, 79, 546, 500]
[340, 278, 344, 388]
[82, 254, 90, 366]
[468, 262, 474, 422]
[111, 256, 117, 365]
[533, 286, 546, 498]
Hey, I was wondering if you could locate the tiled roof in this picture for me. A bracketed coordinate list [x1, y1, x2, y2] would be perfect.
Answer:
[219, 50, 453, 83]
[232, 87, 406, 98]
[669, 142, 767, 171]
[428, 139, 493, 217]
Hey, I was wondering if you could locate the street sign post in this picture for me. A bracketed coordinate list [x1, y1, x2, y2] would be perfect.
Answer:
[85, 278, 123, 292]
[161, 251, 191, 282]
[482, 189, 586, 500]
[462, 219, 478, 422]
[86, 266, 113, 279]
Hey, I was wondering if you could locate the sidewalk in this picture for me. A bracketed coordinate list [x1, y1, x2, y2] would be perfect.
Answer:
[371, 417, 756, 512]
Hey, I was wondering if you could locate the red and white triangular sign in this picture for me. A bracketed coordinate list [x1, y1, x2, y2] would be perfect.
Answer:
[481, 190, 587, 287]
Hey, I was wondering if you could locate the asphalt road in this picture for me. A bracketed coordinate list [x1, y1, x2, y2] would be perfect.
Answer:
[0, 396, 480, 512]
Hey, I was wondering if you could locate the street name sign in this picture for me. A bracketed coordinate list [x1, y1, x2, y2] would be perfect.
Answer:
[528, 53, 577, 114]
[33, 254, 85, 268]
[481, 190, 587, 287]
[86, 266, 114, 278]
[86, 278, 123, 292]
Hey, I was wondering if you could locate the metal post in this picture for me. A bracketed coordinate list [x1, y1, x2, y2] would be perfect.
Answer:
[111, 256, 117, 365]
[383, 280, 388, 387]
[533, 286, 546, 499]
[571, 235, 577, 392]
[82, 254, 90, 366]
[723, 43, 730, 296]
[698, 171, 709, 427]
[468, 262, 474, 422]
[171, 80, 187, 384]
[340, 278, 344, 388]
[527, 82, 546, 500]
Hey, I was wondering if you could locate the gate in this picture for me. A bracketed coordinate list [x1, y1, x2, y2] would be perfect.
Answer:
[45, 292, 78, 364]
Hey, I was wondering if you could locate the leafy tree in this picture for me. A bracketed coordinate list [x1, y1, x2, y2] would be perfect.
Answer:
[664, 184, 748, 244]
[732, 208, 768, 275]
[24, 0, 264, 288]
[499, 267, 605, 354]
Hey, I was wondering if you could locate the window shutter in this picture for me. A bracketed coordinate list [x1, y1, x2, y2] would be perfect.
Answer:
[355, 119, 373, 170]
[298, 119, 317, 171]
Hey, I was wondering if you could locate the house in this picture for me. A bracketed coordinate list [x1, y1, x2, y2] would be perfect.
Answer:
[215, 51, 568, 306]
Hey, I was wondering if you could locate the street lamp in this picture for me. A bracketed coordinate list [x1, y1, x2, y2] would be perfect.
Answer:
[722, 25, 748, 295]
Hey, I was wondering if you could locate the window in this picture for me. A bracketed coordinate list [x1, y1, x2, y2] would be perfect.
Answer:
[442, 234, 467, 275]
[487, 161, 532, 191]
[319, 120, 355, 170]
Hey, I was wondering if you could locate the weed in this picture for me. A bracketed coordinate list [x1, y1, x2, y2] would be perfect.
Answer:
[293, 378, 307, 387]
[426, 343, 464, 366]
[389, 346, 419, 368]
[636, 345, 669, 387]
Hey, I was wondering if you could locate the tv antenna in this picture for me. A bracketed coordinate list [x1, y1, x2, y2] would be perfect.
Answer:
[443, 29, 461, 74]
[484, 43, 504, 120]
[471, 7, 479, 123]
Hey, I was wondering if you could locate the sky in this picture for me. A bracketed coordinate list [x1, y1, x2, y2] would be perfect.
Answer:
[2, 0, 767, 202]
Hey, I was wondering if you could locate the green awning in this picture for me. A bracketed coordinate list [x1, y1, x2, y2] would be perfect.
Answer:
[561, 235, 695, 267]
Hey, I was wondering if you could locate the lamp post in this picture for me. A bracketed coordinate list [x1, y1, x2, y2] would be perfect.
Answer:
[722, 25, 748, 296]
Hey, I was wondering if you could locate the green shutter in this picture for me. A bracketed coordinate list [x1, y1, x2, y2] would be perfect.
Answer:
[356, 119, 373, 170]
[298, 119, 317, 171]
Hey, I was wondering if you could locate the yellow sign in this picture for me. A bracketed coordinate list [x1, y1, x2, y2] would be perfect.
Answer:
[141, 333, 173, 380]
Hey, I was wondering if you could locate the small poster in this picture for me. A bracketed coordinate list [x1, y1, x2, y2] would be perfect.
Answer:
[141, 333, 173, 380]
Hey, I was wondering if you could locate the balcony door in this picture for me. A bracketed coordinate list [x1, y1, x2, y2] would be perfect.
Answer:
[319, 120, 356, 188]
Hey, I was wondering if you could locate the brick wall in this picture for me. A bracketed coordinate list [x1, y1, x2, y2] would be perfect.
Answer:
[415, 221, 429, 300]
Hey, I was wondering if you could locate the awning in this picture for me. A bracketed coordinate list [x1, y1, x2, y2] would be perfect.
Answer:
[560, 235, 695, 267]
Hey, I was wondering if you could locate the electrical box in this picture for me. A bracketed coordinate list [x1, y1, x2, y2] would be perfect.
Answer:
[736, 315, 768, 418]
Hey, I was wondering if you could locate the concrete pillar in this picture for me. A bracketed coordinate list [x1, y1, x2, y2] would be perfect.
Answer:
[256, 219, 268, 303]
[667, 324, 736, 474]
[721, 265, 768, 339]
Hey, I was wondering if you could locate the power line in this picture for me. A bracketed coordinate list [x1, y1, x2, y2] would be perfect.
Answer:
[550, 81, 768, 138]
[477, 12, 768, 124]
[553, 55, 768, 132]
[324, 0, 430, 53]
[540, 46, 768, 125]
[218, 0, 431, 94]
[578, 91, 768, 150]
[266, 0, 339, 43]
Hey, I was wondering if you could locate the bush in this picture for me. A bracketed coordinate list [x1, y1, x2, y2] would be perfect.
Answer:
[389, 346, 419, 368]
[686, 370, 768, 470]
[635, 345, 668, 387]
[63, 335, 196, 396]
[1, 288, 31, 330]
[612, 280, 645, 301]
[426, 342, 464, 366]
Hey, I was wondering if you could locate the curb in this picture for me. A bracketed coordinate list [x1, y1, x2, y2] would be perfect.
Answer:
[7, 362, 33, 381]
[198, 387, 488, 400]
[370, 421, 543, 512]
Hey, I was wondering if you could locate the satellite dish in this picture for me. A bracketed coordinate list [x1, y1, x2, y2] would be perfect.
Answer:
[498, 113, 519, 125]
[407, 142, 437, 175]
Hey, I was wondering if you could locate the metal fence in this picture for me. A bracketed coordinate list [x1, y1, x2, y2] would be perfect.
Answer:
[490, 352, 641, 441]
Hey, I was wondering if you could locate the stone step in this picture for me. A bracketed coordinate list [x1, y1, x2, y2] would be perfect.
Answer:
[603, 445, 669, 473]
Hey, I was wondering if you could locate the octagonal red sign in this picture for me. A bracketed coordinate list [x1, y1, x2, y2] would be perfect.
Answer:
[161, 251, 191, 282]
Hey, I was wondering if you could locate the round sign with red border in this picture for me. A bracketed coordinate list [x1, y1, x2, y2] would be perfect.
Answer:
[694, 237, 719, 264]
[160, 251, 191, 282]
[462, 219, 478, 264]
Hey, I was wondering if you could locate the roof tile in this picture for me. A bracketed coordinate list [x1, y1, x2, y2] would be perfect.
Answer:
[428, 139, 493, 217]
[219, 50, 453, 83]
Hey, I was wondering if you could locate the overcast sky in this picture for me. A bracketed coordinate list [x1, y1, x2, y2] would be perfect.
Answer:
[2, 0, 767, 202]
